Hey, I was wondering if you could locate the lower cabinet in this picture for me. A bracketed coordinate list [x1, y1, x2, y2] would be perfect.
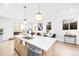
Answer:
[14, 38, 27, 56]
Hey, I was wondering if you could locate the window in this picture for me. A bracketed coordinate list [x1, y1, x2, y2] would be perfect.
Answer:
[63, 19, 77, 30]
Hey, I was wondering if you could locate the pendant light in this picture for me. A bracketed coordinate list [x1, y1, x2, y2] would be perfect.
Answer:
[23, 6, 27, 25]
[35, 3, 42, 20]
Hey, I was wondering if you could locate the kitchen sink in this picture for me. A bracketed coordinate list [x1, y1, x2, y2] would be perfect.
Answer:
[22, 36, 34, 40]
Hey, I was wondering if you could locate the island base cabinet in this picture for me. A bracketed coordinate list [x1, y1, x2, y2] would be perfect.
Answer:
[42, 44, 55, 56]
[26, 43, 55, 56]
[14, 38, 27, 56]
[14, 37, 56, 56]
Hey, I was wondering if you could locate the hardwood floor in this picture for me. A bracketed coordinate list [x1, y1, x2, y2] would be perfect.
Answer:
[50, 41, 79, 56]
[0, 40, 14, 56]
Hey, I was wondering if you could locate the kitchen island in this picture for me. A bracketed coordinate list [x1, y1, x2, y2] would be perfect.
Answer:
[15, 35, 57, 56]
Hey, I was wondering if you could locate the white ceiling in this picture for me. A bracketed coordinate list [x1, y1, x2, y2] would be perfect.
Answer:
[0, 3, 79, 22]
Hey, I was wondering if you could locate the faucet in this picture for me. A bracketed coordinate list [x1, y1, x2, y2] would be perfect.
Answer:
[27, 28, 33, 36]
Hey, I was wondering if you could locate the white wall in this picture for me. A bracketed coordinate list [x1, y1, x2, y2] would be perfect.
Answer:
[29, 3, 79, 44]
[0, 3, 79, 44]
[0, 4, 25, 21]
[0, 16, 13, 40]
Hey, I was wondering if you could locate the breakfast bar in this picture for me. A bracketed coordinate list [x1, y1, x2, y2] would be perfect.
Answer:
[15, 35, 57, 56]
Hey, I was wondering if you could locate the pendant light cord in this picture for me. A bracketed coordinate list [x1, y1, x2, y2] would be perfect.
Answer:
[35, 3, 42, 21]
[24, 6, 27, 21]
[38, 3, 40, 13]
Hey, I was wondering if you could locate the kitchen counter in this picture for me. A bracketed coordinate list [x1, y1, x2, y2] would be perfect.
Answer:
[15, 35, 57, 51]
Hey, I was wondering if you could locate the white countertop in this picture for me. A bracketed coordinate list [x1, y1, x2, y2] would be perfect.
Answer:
[15, 35, 57, 51]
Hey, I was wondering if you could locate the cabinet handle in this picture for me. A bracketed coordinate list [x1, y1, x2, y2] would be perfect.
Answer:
[20, 40, 22, 44]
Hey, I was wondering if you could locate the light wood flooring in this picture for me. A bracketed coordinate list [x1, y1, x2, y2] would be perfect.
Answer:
[51, 41, 79, 56]
[0, 40, 14, 56]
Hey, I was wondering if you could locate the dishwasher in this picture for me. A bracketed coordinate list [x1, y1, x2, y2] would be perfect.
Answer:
[27, 44, 43, 56]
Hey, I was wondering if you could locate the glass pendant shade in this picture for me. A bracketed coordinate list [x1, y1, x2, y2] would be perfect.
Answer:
[22, 6, 27, 24]
[35, 3, 42, 21]
[35, 13, 42, 20]
[22, 19, 27, 24]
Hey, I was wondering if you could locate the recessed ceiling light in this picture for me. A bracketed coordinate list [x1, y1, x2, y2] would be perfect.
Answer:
[4, 3, 9, 5]
[69, 9, 73, 12]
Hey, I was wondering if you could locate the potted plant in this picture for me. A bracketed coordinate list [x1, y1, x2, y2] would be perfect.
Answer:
[0, 28, 3, 35]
